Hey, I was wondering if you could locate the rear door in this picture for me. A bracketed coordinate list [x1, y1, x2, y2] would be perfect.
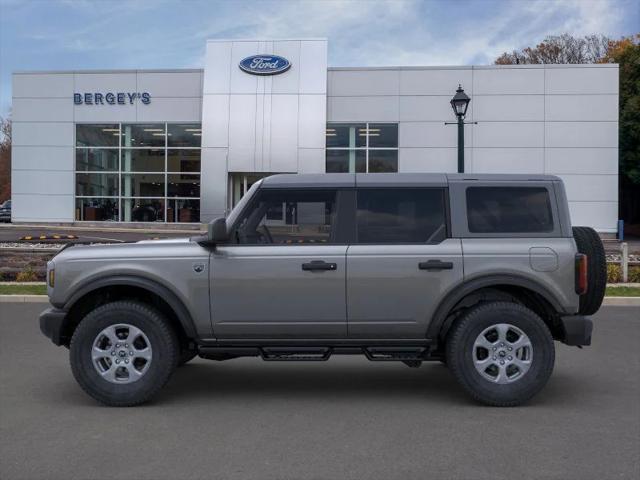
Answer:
[346, 187, 463, 338]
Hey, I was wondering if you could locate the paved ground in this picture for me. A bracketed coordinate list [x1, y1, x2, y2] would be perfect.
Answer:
[0, 225, 199, 243]
[1, 304, 638, 480]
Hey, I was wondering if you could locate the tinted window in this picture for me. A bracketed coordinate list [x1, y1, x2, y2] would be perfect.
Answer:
[466, 187, 554, 233]
[234, 190, 337, 245]
[356, 188, 447, 244]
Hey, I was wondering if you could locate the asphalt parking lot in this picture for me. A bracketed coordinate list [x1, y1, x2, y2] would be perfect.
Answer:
[1, 303, 638, 480]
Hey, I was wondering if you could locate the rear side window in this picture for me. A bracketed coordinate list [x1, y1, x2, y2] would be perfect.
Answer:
[356, 188, 447, 244]
[466, 187, 554, 233]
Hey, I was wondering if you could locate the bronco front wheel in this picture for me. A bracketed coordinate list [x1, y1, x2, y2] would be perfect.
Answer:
[70, 301, 179, 407]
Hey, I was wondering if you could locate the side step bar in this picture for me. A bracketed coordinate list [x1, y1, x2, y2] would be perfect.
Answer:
[261, 347, 332, 361]
[198, 345, 432, 362]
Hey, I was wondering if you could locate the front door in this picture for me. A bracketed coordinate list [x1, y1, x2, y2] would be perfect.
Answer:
[346, 187, 463, 338]
[210, 188, 347, 339]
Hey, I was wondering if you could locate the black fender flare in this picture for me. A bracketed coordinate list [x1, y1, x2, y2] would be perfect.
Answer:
[426, 274, 567, 341]
[61, 275, 197, 338]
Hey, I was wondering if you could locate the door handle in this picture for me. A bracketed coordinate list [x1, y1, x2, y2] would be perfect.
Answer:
[418, 260, 454, 271]
[302, 260, 337, 272]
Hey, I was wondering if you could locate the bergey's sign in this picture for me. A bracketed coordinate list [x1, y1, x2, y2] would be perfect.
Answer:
[74, 92, 151, 105]
[239, 55, 291, 75]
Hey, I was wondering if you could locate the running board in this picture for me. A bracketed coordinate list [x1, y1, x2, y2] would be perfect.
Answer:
[363, 347, 428, 361]
[261, 347, 332, 361]
[198, 345, 432, 362]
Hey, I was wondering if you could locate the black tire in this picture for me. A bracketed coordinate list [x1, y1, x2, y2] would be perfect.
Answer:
[572, 226, 606, 315]
[446, 302, 555, 407]
[70, 301, 179, 407]
[177, 348, 198, 366]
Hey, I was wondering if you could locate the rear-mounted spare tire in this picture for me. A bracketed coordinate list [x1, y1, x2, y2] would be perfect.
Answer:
[572, 226, 606, 315]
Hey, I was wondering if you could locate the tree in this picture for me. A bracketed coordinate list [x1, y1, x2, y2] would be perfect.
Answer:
[495, 34, 610, 65]
[601, 35, 640, 227]
[495, 33, 640, 230]
[0, 116, 10, 203]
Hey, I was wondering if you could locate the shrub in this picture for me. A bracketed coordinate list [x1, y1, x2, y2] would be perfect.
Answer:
[16, 267, 38, 282]
[607, 264, 622, 283]
[629, 266, 640, 283]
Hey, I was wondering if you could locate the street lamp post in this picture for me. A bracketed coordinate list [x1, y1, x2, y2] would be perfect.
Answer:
[446, 85, 474, 173]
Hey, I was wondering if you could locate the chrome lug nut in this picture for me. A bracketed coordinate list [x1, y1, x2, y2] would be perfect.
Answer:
[129, 351, 134, 356]
[500, 360, 505, 365]
[115, 359, 120, 364]
[492, 356, 497, 360]
[111, 351, 115, 356]
[124, 359, 129, 364]
[508, 356, 513, 360]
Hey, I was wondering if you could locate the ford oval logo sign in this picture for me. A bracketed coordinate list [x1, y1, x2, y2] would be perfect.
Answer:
[239, 55, 291, 75]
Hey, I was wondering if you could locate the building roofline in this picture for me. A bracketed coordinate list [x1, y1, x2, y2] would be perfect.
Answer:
[13, 68, 204, 75]
[328, 63, 618, 71]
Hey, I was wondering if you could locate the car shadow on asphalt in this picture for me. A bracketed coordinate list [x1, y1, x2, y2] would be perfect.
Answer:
[155, 361, 474, 406]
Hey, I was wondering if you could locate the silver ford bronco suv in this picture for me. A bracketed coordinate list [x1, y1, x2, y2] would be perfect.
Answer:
[40, 173, 606, 407]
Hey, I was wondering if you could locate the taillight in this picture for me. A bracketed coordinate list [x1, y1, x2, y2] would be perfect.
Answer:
[575, 254, 588, 295]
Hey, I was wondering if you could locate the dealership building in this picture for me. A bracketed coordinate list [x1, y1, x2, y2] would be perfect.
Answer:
[11, 38, 619, 232]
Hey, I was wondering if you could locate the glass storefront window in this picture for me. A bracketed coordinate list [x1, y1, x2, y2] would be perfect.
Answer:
[75, 123, 202, 223]
[122, 198, 165, 222]
[121, 149, 165, 172]
[167, 149, 200, 173]
[168, 174, 200, 197]
[368, 124, 398, 148]
[121, 173, 165, 197]
[326, 123, 366, 149]
[76, 173, 119, 197]
[121, 124, 166, 148]
[75, 148, 118, 171]
[326, 150, 366, 173]
[75, 198, 119, 221]
[167, 199, 200, 223]
[326, 122, 398, 173]
[168, 124, 202, 147]
[76, 124, 120, 147]
[368, 150, 398, 172]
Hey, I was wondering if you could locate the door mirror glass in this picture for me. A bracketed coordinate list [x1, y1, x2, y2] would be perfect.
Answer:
[208, 217, 228, 243]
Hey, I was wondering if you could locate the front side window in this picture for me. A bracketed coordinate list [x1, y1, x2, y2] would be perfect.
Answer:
[233, 189, 337, 245]
[326, 123, 398, 173]
[466, 187, 554, 233]
[356, 188, 447, 244]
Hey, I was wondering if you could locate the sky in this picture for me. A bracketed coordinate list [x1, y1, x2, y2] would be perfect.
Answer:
[0, 0, 638, 116]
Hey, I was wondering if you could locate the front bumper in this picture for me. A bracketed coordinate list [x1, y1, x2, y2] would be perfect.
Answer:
[559, 315, 593, 346]
[39, 307, 68, 346]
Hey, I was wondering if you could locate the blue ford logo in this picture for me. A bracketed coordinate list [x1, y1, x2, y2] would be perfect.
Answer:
[239, 55, 291, 75]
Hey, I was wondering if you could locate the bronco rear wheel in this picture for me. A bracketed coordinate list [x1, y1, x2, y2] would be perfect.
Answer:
[446, 302, 555, 407]
[70, 301, 179, 407]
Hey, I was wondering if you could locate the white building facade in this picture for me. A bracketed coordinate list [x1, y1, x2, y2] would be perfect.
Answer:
[11, 38, 619, 232]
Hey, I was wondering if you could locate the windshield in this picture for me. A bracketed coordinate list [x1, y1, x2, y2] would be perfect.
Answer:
[225, 179, 263, 227]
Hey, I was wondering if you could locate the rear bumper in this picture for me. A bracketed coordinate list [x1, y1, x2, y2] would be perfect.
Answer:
[559, 315, 593, 346]
[39, 307, 68, 346]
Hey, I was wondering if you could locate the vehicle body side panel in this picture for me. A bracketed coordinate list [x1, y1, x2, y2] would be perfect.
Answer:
[346, 239, 463, 338]
[461, 238, 579, 313]
[210, 245, 348, 339]
[49, 239, 212, 337]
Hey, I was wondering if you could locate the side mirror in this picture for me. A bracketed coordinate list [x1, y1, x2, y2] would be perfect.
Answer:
[207, 217, 229, 244]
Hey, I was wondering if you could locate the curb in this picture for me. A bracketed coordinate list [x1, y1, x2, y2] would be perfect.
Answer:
[602, 297, 640, 306]
[2, 295, 639, 306]
[0, 295, 50, 303]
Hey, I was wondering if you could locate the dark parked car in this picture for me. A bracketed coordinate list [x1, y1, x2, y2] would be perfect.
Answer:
[0, 200, 11, 222]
